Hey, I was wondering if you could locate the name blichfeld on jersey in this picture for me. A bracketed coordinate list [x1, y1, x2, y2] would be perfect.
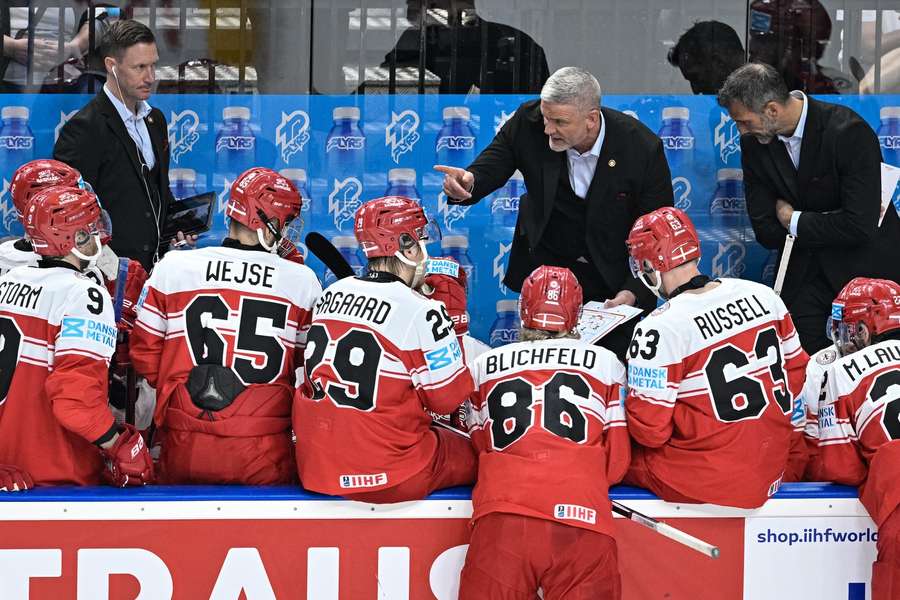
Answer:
[314, 288, 392, 325]
[484, 344, 600, 375]
[691, 292, 773, 341]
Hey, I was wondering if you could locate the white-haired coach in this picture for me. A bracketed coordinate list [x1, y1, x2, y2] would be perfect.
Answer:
[436, 67, 674, 360]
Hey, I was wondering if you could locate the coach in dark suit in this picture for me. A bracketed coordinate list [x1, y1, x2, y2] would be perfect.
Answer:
[54, 20, 175, 271]
[719, 63, 900, 353]
[436, 67, 673, 359]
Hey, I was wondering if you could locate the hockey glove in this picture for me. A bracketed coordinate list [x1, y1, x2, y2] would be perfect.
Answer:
[101, 425, 155, 487]
[0, 464, 33, 491]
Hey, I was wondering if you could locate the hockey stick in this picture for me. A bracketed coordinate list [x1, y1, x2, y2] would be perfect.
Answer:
[434, 421, 720, 558]
[611, 500, 720, 559]
[773, 234, 796, 297]
[305, 232, 356, 279]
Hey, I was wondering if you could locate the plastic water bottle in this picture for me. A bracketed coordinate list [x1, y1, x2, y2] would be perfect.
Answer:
[489, 300, 520, 348]
[0, 106, 35, 179]
[280, 168, 311, 217]
[878, 107, 900, 168]
[169, 168, 197, 200]
[325, 107, 365, 178]
[385, 168, 421, 201]
[441, 235, 475, 285]
[323, 235, 365, 288]
[435, 107, 476, 167]
[658, 107, 694, 174]
[215, 107, 256, 179]
[709, 168, 750, 241]
[491, 170, 524, 228]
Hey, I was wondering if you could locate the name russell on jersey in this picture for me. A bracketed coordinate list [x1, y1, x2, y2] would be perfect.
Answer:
[206, 260, 275, 288]
[484, 345, 599, 375]
[0, 280, 42, 311]
[314, 289, 392, 325]
[693, 294, 772, 340]
[840, 342, 900, 382]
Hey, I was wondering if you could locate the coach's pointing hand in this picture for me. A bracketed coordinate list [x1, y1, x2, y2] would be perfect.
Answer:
[434, 165, 474, 201]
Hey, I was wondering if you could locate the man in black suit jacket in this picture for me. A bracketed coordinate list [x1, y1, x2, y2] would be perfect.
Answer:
[719, 63, 900, 353]
[437, 67, 673, 359]
[54, 20, 175, 271]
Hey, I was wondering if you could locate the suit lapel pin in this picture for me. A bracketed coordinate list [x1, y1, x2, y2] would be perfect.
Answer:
[147, 115, 153, 124]
[608, 159, 616, 167]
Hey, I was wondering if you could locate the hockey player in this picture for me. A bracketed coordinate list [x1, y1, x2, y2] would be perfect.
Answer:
[813, 277, 900, 599]
[0, 159, 84, 275]
[130, 167, 320, 484]
[624, 207, 808, 508]
[0, 185, 153, 488]
[459, 265, 628, 599]
[294, 196, 476, 502]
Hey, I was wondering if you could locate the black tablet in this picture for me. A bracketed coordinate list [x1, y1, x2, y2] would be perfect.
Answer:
[161, 192, 215, 240]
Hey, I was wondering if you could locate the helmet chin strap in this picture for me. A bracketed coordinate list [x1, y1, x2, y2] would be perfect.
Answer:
[638, 268, 665, 299]
[257, 228, 278, 253]
[71, 234, 103, 269]
[395, 241, 428, 287]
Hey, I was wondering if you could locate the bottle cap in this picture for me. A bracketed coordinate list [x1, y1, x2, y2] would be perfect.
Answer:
[279, 168, 307, 184]
[334, 107, 361, 121]
[2, 106, 29, 120]
[443, 106, 470, 120]
[441, 235, 468, 249]
[331, 235, 359, 249]
[169, 168, 196, 183]
[662, 107, 690, 121]
[497, 299, 519, 313]
[223, 106, 251, 121]
[388, 168, 416, 182]
[510, 170, 524, 182]
[717, 168, 743, 181]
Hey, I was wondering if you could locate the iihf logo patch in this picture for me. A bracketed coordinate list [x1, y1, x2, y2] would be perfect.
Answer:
[554, 504, 596, 524]
[276, 110, 311, 163]
[168, 110, 201, 164]
[386, 110, 420, 163]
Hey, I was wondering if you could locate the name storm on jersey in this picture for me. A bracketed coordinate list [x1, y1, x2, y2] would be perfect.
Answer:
[339, 473, 387, 489]
[0, 281, 42, 311]
[554, 504, 597, 525]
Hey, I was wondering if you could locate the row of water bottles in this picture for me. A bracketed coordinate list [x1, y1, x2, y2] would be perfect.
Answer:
[0, 107, 35, 235]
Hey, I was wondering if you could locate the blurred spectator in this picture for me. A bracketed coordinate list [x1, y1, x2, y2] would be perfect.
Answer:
[667, 20, 745, 94]
[379, 0, 549, 94]
[1, 2, 117, 92]
[748, 0, 852, 94]
[858, 10, 900, 94]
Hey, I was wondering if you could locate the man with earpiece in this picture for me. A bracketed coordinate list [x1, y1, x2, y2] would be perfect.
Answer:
[54, 19, 188, 272]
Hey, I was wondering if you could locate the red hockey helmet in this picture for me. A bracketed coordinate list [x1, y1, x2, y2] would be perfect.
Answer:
[520, 266, 583, 333]
[830, 277, 900, 355]
[627, 207, 700, 296]
[424, 257, 469, 335]
[10, 159, 83, 217]
[24, 186, 108, 257]
[354, 196, 437, 259]
[225, 167, 302, 251]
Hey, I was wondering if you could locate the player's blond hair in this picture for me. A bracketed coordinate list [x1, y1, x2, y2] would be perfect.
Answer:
[519, 327, 580, 342]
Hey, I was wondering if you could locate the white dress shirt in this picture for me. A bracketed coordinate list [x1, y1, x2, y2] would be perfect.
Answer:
[777, 91, 808, 236]
[104, 84, 156, 170]
[565, 113, 606, 199]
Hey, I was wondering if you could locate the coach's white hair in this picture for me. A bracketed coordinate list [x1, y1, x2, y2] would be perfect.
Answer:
[540, 67, 602, 113]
